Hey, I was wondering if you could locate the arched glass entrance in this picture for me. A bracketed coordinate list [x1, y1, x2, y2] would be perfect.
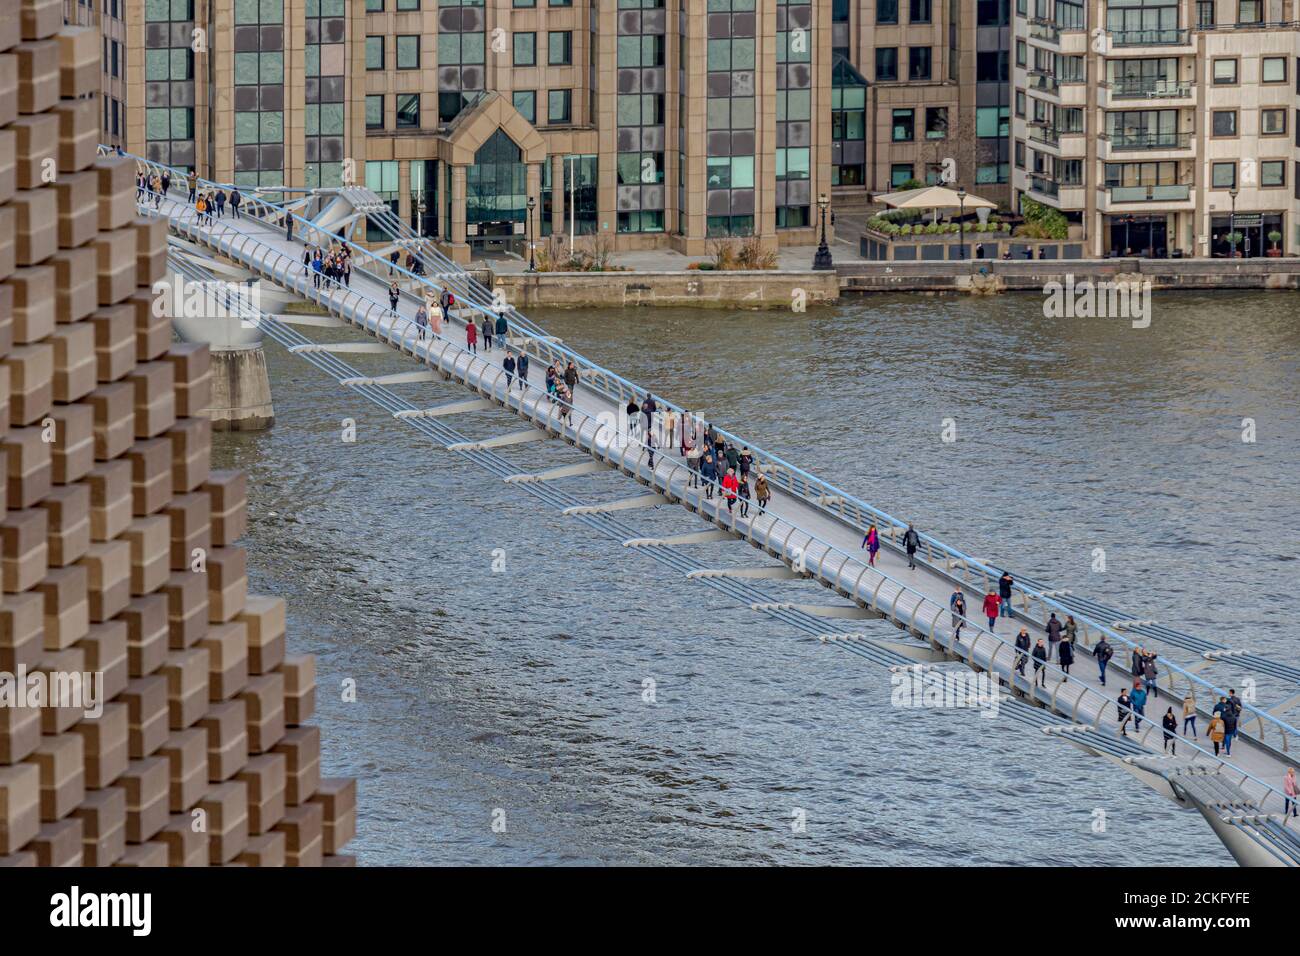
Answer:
[466, 129, 527, 254]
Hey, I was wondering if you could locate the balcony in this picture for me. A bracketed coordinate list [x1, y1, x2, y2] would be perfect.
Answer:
[1101, 78, 1195, 107]
[1098, 183, 1194, 211]
[1028, 124, 1060, 147]
[1102, 130, 1194, 156]
[1029, 174, 1059, 198]
[1028, 69, 1059, 95]
[1107, 28, 1195, 52]
[1028, 17, 1060, 43]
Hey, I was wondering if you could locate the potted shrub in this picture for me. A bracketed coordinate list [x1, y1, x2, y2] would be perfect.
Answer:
[1267, 230, 1283, 256]
[1225, 231, 1244, 257]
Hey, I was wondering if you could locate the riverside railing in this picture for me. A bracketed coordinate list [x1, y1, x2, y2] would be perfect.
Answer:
[116, 146, 1300, 760]
[154, 200, 1294, 816]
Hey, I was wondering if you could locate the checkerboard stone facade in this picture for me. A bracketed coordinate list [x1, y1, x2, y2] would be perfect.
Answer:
[0, 0, 356, 867]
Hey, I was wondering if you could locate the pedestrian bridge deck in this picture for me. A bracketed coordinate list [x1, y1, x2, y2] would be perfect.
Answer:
[133, 153, 1299, 863]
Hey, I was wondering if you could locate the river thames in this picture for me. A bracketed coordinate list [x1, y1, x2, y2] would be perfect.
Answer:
[214, 290, 1299, 865]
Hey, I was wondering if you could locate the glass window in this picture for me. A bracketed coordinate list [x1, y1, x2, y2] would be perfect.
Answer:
[547, 89, 571, 124]
[366, 35, 384, 70]
[1261, 160, 1285, 187]
[365, 94, 384, 129]
[875, 47, 898, 81]
[892, 108, 914, 141]
[548, 31, 572, 66]
[396, 93, 420, 127]
[512, 90, 536, 123]
[514, 32, 535, 66]
[1262, 108, 1286, 135]
[878, 0, 898, 23]
[891, 164, 915, 187]
[1212, 110, 1237, 136]
[1211, 162, 1236, 188]
[396, 35, 419, 69]
[1213, 59, 1237, 84]
[910, 0, 932, 22]
[926, 107, 948, 139]
[1262, 57, 1286, 83]
[909, 46, 931, 80]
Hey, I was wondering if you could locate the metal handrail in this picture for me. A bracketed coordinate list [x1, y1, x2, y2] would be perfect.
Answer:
[115, 145, 1300, 760]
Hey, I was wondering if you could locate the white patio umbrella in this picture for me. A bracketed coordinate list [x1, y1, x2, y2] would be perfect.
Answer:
[874, 185, 997, 210]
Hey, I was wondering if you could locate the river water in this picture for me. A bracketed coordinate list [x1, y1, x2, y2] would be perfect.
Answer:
[212, 289, 1299, 866]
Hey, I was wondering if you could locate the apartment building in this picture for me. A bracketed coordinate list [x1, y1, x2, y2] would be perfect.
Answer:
[1011, 0, 1300, 256]
[829, 0, 1011, 205]
[64, 0, 128, 145]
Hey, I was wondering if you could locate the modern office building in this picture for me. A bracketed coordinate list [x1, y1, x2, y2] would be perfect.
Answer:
[1012, 0, 1300, 257]
[98, 0, 844, 262]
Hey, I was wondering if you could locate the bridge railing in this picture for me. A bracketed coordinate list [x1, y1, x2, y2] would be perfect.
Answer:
[116, 146, 1300, 760]
[155, 200, 1295, 815]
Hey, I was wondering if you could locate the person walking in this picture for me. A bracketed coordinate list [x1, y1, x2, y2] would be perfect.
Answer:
[481, 315, 493, 351]
[161, 170, 172, 198]
[1181, 694, 1197, 738]
[1208, 714, 1226, 756]
[1118, 688, 1134, 736]
[641, 393, 657, 436]
[737, 475, 751, 518]
[1058, 636, 1074, 681]
[998, 571, 1014, 617]
[1131, 645, 1145, 679]
[187, 169, 198, 204]
[414, 303, 428, 341]
[1142, 653, 1159, 699]
[388, 281, 400, 313]
[438, 285, 453, 327]
[982, 590, 1000, 632]
[215, 188, 226, 219]
[495, 311, 509, 350]
[312, 252, 324, 289]
[564, 361, 579, 398]
[1063, 614, 1078, 646]
[516, 351, 529, 391]
[1129, 682, 1148, 732]
[902, 524, 920, 569]
[700, 453, 718, 499]
[1221, 701, 1238, 756]
[1162, 708, 1178, 754]
[229, 187, 242, 219]
[686, 441, 703, 487]
[738, 446, 753, 481]
[1284, 768, 1299, 818]
[1014, 626, 1031, 676]
[950, 590, 967, 641]
[195, 192, 207, 224]
[1095, 634, 1114, 686]
[389, 249, 399, 276]
[503, 352, 516, 390]
[862, 524, 880, 566]
[1031, 639, 1048, 688]
[721, 468, 740, 512]
[465, 318, 478, 354]
[625, 398, 641, 440]
[1046, 612, 1063, 662]
[755, 471, 770, 511]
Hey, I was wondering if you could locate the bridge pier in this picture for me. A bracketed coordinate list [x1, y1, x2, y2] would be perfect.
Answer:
[168, 265, 278, 431]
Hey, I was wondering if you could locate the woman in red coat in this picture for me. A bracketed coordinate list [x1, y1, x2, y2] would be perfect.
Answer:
[721, 468, 739, 513]
[465, 318, 478, 354]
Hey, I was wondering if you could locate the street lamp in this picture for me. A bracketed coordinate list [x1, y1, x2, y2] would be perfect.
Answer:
[416, 192, 426, 240]
[526, 196, 537, 272]
[1227, 185, 1237, 257]
[957, 187, 967, 262]
[812, 192, 833, 270]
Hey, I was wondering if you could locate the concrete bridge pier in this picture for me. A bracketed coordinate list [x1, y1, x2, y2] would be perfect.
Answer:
[168, 266, 278, 431]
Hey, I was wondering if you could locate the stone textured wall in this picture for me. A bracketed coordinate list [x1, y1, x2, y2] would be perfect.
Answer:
[0, 0, 354, 867]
